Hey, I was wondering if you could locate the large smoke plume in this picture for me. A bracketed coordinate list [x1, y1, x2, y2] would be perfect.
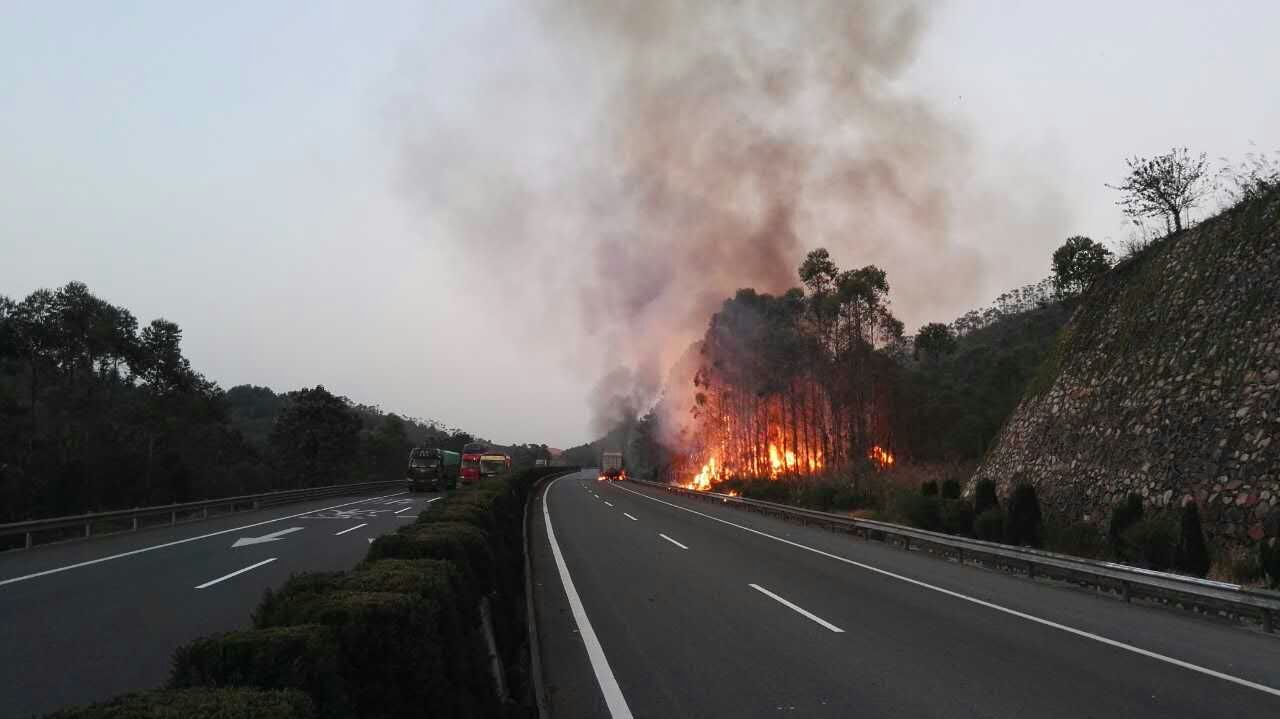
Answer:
[399, 0, 1001, 441]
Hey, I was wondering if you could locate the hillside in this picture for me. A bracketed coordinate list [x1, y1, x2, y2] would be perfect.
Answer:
[975, 190, 1280, 547]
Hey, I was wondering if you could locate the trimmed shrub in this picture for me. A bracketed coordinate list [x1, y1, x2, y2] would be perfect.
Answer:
[920, 480, 939, 497]
[939, 499, 975, 536]
[367, 521, 495, 603]
[893, 492, 941, 532]
[1108, 493, 1144, 554]
[972, 479, 998, 516]
[973, 508, 1004, 542]
[1123, 514, 1178, 571]
[1173, 502, 1211, 577]
[265, 590, 445, 717]
[1004, 484, 1042, 547]
[1044, 520, 1105, 559]
[171, 626, 347, 718]
[940, 479, 962, 500]
[44, 688, 314, 719]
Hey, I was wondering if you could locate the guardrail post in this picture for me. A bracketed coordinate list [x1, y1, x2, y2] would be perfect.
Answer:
[25, 531, 32, 549]
[1121, 581, 1131, 603]
[202, 507, 208, 519]
[903, 536, 910, 551]
[1263, 609, 1274, 634]
[253, 500, 259, 510]
[170, 511, 177, 526]
[132, 517, 138, 532]
[84, 521, 91, 538]
[1027, 561, 1035, 579]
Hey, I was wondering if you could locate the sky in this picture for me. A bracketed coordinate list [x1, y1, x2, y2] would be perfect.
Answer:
[3, 1, 1278, 449]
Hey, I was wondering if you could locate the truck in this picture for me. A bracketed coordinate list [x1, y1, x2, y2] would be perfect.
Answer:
[406, 447, 460, 492]
[598, 450, 624, 481]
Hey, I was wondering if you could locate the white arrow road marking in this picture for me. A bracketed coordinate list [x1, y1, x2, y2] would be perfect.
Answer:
[367, 538, 375, 544]
[195, 558, 277, 589]
[231, 527, 304, 548]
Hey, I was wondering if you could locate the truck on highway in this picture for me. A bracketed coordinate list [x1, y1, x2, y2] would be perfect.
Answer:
[599, 450, 625, 481]
[406, 447, 460, 492]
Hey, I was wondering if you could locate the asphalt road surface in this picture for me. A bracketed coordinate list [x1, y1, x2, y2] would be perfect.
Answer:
[531, 470, 1280, 718]
[0, 487, 438, 717]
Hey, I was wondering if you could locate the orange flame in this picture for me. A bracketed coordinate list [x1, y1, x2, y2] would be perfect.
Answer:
[869, 445, 895, 468]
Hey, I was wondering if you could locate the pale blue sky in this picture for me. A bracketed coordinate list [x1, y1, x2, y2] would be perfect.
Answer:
[3, 1, 1278, 447]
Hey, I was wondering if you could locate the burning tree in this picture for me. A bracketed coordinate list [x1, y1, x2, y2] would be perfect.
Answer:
[681, 250, 902, 489]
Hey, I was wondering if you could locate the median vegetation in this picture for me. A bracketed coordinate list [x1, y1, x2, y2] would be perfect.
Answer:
[45, 466, 569, 718]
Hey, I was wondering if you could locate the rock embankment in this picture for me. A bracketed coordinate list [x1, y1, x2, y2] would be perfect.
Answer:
[974, 191, 1280, 547]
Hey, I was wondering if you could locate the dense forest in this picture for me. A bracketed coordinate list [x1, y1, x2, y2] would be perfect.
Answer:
[0, 283, 549, 523]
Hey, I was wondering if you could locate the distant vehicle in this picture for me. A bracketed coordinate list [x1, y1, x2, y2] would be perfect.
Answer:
[462, 442, 489, 454]
[599, 450, 624, 481]
[535, 458, 548, 467]
[461, 450, 483, 483]
[406, 447, 460, 492]
[479, 453, 512, 478]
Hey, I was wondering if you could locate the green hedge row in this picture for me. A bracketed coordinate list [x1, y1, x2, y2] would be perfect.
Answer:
[49, 467, 570, 719]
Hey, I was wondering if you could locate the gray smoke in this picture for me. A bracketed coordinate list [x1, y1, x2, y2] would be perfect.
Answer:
[398, 0, 994, 440]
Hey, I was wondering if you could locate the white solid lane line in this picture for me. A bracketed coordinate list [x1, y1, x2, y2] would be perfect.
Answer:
[544, 474, 634, 719]
[394, 506, 414, 514]
[749, 583, 845, 633]
[195, 558, 278, 590]
[623, 513, 638, 522]
[0, 491, 407, 589]
[335, 523, 368, 536]
[604, 501, 614, 507]
[426, 497, 442, 503]
[658, 533, 688, 550]
[612, 483, 1280, 699]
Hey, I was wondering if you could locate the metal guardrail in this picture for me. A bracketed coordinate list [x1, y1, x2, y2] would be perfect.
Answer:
[632, 479, 1280, 632]
[0, 480, 406, 551]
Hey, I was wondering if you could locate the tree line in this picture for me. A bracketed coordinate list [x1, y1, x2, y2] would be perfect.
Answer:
[0, 283, 547, 524]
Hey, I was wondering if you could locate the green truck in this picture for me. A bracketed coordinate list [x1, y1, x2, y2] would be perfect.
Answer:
[406, 447, 460, 492]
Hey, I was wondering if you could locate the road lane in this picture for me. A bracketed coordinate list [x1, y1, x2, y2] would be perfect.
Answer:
[0, 489, 441, 717]
[533, 472, 1280, 718]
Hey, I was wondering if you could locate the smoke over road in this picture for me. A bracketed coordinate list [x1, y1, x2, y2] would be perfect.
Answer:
[398, 0, 1026, 438]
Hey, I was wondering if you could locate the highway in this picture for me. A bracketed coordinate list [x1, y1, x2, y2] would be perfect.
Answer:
[0, 487, 437, 717]
[531, 470, 1280, 718]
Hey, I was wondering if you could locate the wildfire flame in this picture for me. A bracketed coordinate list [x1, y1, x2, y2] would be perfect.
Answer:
[869, 445, 895, 468]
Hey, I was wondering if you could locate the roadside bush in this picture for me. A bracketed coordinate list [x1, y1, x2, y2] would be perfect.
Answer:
[1108, 493, 1144, 555]
[892, 491, 941, 532]
[1262, 538, 1280, 589]
[920, 480, 939, 497]
[738, 477, 793, 504]
[45, 688, 314, 719]
[1210, 546, 1263, 585]
[1122, 514, 1178, 571]
[794, 481, 839, 510]
[939, 499, 975, 536]
[171, 626, 348, 718]
[830, 483, 874, 512]
[1004, 484, 1043, 547]
[940, 479, 962, 500]
[973, 508, 1004, 542]
[1043, 520, 1106, 559]
[972, 479, 998, 516]
[1173, 501, 1211, 577]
